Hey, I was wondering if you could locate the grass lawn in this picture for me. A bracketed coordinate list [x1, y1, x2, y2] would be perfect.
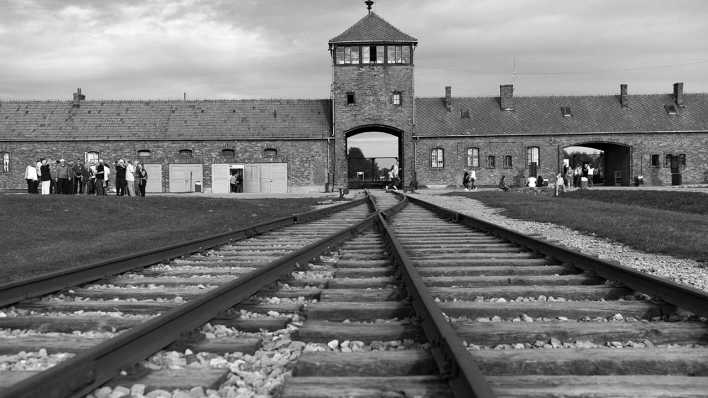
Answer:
[0, 194, 326, 283]
[445, 190, 708, 262]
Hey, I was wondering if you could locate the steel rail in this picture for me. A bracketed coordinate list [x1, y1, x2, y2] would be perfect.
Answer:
[404, 194, 708, 317]
[1, 198, 380, 398]
[0, 197, 369, 308]
[374, 195, 496, 398]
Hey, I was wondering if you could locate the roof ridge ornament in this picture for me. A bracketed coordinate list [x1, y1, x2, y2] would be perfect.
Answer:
[365, 0, 374, 13]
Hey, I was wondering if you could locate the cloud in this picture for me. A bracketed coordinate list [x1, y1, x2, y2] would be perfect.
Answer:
[0, 0, 707, 99]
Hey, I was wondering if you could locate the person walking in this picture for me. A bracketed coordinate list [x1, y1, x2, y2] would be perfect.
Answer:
[39, 159, 51, 195]
[24, 162, 39, 193]
[463, 169, 470, 191]
[468, 169, 477, 190]
[136, 163, 148, 197]
[125, 160, 136, 196]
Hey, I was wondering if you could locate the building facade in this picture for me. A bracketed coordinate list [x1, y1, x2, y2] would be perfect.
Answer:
[1, 5, 707, 192]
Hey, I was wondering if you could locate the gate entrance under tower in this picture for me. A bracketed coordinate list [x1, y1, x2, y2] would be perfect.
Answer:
[345, 126, 403, 189]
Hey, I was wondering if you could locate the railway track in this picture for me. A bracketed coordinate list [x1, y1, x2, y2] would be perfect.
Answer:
[1, 191, 707, 397]
[0, 197, 378, 398]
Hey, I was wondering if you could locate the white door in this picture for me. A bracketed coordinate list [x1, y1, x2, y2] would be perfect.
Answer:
[260, 163, 287, 193]
[243, 164, 260, 193]
[211, 164, 230, 194]
[169, 164, 203, 192]
[144, 164, 162, 193]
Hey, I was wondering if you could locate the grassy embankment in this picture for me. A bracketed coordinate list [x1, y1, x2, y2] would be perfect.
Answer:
[0, 194, 326, 282]
[446, 190, 708, 262]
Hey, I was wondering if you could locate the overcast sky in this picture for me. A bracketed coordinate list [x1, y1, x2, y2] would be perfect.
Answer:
[1, 0, 707, 100]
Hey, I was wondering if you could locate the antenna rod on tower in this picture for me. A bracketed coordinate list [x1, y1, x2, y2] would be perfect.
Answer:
[365, 0, 374, 14]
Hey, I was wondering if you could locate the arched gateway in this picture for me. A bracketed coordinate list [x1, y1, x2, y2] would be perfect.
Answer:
[345, 125, 403, 188]
[328, 6, 417, 190]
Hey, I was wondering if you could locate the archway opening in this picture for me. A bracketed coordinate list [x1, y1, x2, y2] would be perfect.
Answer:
[562, 142, 630, 186]
[346, 129, 401, 189]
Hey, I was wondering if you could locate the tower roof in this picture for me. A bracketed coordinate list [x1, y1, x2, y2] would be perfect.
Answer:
[329, 12, 417, 44]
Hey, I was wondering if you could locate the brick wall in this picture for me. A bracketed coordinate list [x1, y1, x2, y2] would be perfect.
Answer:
[413, 132, 708, 187]
[0, 139, 330, 192]
[332, 64, 415, 187]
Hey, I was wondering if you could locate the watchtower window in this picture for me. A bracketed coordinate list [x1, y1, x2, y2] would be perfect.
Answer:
[392, 92, 402, 106]
[386, 45, 410, 64]
[346, 92, 356, 105]
[335, 46, 360, 65]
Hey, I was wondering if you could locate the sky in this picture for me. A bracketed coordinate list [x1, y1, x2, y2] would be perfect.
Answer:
[1, 0, 708, 100]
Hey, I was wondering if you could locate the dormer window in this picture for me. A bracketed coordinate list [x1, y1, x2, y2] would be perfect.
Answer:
[561, 106, 572, 117]
[665, 104, 678, 115]
[460, 109, 471, 119]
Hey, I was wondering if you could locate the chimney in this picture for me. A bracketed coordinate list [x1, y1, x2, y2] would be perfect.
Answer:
[620, 84, 628, 107]
[673, 82, 684, 106]
[444, 86, 452, 111]
[72, 88, 85, 107]
[500, 84, 514, 111]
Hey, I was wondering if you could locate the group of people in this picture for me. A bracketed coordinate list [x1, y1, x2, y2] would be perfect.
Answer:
[563, 162, 597, 189]
[385, 164, 400, 191]
[462, 169, 477, 191]
[23, 158, 148, 196]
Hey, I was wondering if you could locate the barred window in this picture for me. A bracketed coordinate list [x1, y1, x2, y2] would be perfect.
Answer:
[1, 152, 9, 173]
[431, 148, 444, 168]
[263, 148, 277, 159]
[527, 146, 540, 168]
[503, 155, 513, 169]
[651, 154, 660, 167]
[466, 147, 479, 168]
[487, 155, 496, 169]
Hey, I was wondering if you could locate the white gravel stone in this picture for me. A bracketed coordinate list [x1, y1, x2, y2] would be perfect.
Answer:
[412, 192, 708, 293]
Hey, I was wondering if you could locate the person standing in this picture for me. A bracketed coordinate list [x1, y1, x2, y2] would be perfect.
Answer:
[87, 161, 96, 194]
[125, 160, 136, 196]
[230, 173, 237, 193]
[56, 159, 71, 194]
[136, 163, 148, 197]
[95, 159, 106, 195]
[24, 162, 38, 193]
[115, 159, 126, 196]
[73, 160, 84, 194]
[498, 175, 510, 192]
[40, 159, 51, 195]
[463, 169, 470, 191]
[469, 169, 477, 190]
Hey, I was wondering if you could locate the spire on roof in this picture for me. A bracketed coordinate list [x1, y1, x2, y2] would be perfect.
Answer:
[365, 1, 374, 13]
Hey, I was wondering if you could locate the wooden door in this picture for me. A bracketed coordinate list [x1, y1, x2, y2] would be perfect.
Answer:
[243, 164, 260, 193]
[143, 164, 162, 193]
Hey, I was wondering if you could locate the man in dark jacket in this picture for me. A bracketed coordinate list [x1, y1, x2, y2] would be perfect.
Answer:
[56, 159, 71, 194]
[73, 159, 85, 194]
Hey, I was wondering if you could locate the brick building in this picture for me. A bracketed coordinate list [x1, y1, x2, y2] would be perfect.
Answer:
[1, 5, 707, 192]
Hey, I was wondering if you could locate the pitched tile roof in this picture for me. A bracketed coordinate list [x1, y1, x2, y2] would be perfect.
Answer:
[0, 99, 332, 141]
[414, 93, 708, 137]
[329, 12, 417, 44]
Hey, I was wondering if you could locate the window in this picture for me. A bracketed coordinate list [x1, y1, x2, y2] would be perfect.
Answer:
[221, 149, 235, 159]
[263, 148, 277, 159]
[460, 109, 471, 119]
[392, 92, 402, 106]
[137, 150, 152, 158]
[486, 155, 496, 168]
[1, 152, 9, 173]
[335, 46, 344, 65]
[651, 154, 660, 167]
[431, 148, 444, 168]
[85, 151, 99, 165]
[503, 155, 513, 169]
[346, 92, 355, 105]
[560, 106, 572, 117]
[466, 147, 479, 168]
[386, 45, 410, 64]
[376, 46, 385, 64]
[527, 146, 540, 168]
[179, 149, 193, 158]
